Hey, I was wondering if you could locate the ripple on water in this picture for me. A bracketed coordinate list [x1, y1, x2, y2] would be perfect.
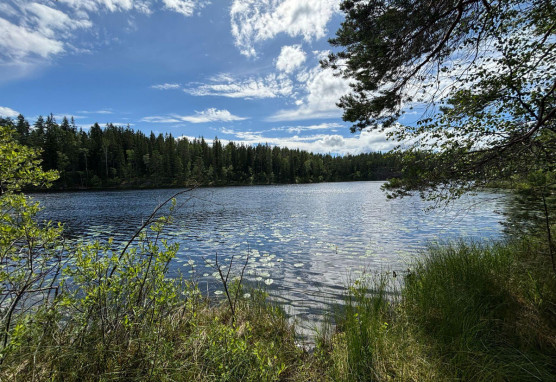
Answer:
[32, 182, 511, 337]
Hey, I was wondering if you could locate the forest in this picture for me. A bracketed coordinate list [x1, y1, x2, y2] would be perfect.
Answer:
[0, 114, 400, 189]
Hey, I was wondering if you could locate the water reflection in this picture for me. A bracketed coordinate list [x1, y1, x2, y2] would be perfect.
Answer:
[32, 182, 512, 337]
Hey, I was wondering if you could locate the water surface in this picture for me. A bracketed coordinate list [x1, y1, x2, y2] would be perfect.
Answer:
[32, 181, 511, 336]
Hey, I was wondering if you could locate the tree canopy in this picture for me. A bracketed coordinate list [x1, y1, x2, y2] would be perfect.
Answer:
[0, 114, 401, 190]
[325, 0, 556, 201]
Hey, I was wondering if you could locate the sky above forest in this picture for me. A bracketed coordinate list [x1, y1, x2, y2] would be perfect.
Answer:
[0, 0, 406, 155]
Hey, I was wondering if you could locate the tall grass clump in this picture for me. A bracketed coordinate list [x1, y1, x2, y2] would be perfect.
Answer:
[337, 275, 393, 380]
[321, 273, 444, 382]
[403, 239, 556, 380]
[320, 239, 556, 381]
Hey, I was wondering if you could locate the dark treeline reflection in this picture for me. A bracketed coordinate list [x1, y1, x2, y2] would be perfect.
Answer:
[1, 114, 401, 189]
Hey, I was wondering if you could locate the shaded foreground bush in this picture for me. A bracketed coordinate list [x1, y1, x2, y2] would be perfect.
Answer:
[3, 236, 556, 381]
[1, 284, 317, 381]
[4, 238, 555, 382]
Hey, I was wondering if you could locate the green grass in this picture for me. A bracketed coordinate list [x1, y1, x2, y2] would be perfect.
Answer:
[319, 239, 556, 381]
[1, 239, 555, 381]
[1, 287, 320, 381]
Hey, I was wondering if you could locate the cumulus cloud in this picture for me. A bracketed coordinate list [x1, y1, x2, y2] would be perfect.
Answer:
[1, 0, 207, 66]
[0, 18, 64, 61]
[217, 128, 395, 155]
[151, 83, 181, 90]
[269, 64, 351, 121]
[141, 108, 247, 123]
[0, 2, 92, 62]
[275, 44, 306, 73]
[0, 106, 20, 118]
[230, 0, 339, 57]
[185, 73, 293, 99]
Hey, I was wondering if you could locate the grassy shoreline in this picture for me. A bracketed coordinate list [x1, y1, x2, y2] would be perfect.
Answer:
[2, 238, 555, 381]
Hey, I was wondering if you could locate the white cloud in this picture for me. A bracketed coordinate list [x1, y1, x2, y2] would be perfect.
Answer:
[217, 128, 395, 155]
[0, 106, 20, 118]
[56, 0, 208, 16]
[141, 108, 247, 123]
[24, 3, 92, 38]
[276, 44, 306, 73]
[1, 0, 206, 67]
[271, 122, 342, 134]
[151, 83, 181, 90]
[161, 0, 195, 16]
[59, 0, 138, 13]
[0, 18, 64, 60]
[180, 108, 247, 123]
[185, 73, 293, 99]
[269, 65, 351, 121]
[230, 0, 339, 57]
[141, 116, 182, 123]
[161, 0, 209, 16]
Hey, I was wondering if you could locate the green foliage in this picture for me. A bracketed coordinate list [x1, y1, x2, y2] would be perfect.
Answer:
[2, 113, 401, 190]
[0, 126, 57, 194]
[327, 0, 556, 205]
[4, 121, 555, 381]
[0, 124, 316, 380]
[0, 126, 61, 363]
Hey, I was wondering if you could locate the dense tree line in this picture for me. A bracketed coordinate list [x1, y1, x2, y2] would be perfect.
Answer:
[0, 114, 400, 189]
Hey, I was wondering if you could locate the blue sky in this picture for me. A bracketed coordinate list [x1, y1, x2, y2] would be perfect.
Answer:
[0, 0, 397, 155]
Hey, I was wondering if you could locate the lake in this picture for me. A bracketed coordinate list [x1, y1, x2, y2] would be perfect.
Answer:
[31, 181, 512, 337]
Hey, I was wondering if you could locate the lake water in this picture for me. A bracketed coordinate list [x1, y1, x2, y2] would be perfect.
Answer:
[31, 181, 511, 338]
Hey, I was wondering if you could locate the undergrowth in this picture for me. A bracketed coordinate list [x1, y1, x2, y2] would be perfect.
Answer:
[2, 238, 555, 381]
[319, 238, 556, 381]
